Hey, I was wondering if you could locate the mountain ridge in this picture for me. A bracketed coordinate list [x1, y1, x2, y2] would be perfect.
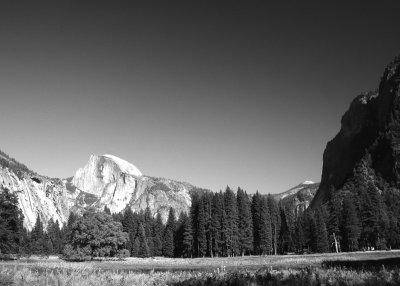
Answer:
[0, 153, 200, 230]
[0, 149, 318, 231]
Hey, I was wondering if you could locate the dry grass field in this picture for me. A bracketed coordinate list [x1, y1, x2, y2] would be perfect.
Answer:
[1, 250, 400, 285]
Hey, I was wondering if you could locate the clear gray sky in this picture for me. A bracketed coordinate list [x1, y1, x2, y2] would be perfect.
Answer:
[0, 1, 399, 194]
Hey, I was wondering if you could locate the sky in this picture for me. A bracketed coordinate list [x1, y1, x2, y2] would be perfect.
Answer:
[0, 1, 400, 194]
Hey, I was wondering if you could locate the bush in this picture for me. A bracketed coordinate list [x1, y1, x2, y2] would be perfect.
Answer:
[61, 211, 129, 261]
[61, 244, 92, 262]
[116, 249, 130, 259]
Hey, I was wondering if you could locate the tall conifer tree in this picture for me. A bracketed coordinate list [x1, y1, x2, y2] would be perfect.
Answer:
[315, 208, 329, 253]
[251, 192, 263, 254]
[341, 196, 361, 252]
[259, 197, 272, 255]
[224, 187, 239, 256]
[137, 223, 150, 258]
[237, 188, 253, 255]
[0, 188, 25, 254]
[152, 212, 164, 256]
[267, 194, 281, 255]
[196, 199, 207, 257]
[210, 193, 222, 257]
[31, 215, 45, 254]
[163, 208, 176, 257]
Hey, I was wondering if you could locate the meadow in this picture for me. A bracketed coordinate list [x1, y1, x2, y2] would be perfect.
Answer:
[1, 251, 400, 285]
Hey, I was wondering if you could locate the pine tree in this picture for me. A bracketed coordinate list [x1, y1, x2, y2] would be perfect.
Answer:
[0, 188, 25, 254]
[280, 203, 296, 253]
[210, 192, 223, 257]
[62, 211, 78, 248]
[259, 197, 272, 255]
[196, 199, 207, 257]
[174, 213, 184, 257]
[294, 218, 305, 253]
[153, 235, 162, 257]
[154, 212, 164, 235]
[220, 201, 228, 257]
[165, 208, 176, 234]
[251, 192, 263, 254]
[315, 208, 329, 253]
[47, 219, 62, 254]
[350, 156, 379, 250]
[144, 207, 153, 236]
[203, 194, 213, 257]
[122, 207, 137, 235]
[20, 229, 31, 256]
[132, 237, 140, 257]
[128, 232, 136, 256]
[384, 187, 400, 249]
[163, 208, 176, 257]
[162, 227, 174, 257]
[224, 187, 239, 256]
[302, 210, 317, 253]
[152, 212, 164, 256]
[122, 207, 137, 256]
[327, 190, 342, 253]
[368, 182, 389, 249]
[43, 233, 54, 256]
[237, 188, 253, 256]
[175, 212, 193, 258]
[267, 194, 281, 255]
[182, 213, 193, 258]
[144, 207, 154, 256]
[341, 196, 361, 252]
[31, 215, 45, 254]
[279, 208, 291, 254]
[137, 223, 150, 258]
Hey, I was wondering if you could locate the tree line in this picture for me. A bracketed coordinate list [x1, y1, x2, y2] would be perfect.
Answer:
[1, 176, 400, 259]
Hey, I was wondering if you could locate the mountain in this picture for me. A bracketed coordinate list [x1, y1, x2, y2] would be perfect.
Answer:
[0, 153, 197, 230]
[0, 159, 69, 231]
[312, 56, 400, 207]
[273, 181, 319, 215]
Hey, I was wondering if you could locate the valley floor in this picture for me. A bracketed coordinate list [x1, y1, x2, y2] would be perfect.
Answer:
[1, 250, 400, 285]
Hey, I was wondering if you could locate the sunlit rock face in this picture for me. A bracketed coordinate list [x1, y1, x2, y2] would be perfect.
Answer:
[273, 181, 319, 218]
[71, 154, 143, 214]
[0, 168, 69, 231]
[70, 155, 193, 223]
[133, 176, 193, 223]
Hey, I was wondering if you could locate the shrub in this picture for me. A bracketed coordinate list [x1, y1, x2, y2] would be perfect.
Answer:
[61, 211, 129, 261]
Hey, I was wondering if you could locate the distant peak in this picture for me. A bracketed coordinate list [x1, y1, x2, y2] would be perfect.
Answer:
[302, 180, 315, 185]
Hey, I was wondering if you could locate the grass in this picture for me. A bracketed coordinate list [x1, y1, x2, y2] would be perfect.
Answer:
[1, 250, 400, 285]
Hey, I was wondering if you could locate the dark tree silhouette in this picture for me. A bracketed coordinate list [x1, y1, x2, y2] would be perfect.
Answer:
[0, 188, 25, 254]
[237, 188, 253, 255]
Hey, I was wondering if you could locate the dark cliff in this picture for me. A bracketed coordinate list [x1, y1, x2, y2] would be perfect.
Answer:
[312, 56, 400, 207]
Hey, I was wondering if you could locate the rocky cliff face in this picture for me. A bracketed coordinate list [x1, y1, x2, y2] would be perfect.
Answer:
[70, 154, 143, 214]
[131, 176, 192, 222]
[0, 154, 195, 230]
[312, 56, 400, 207]
[273, 181, 319, 215]
[0, 167, 69, 230]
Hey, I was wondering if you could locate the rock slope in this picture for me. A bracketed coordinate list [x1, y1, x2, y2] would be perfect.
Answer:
[312, 56, 400, 207]
[273, 181, 319, 215]
[0, 167, 69, 231]
[70, 154, 143, 214]
[0, 153, 195, 230]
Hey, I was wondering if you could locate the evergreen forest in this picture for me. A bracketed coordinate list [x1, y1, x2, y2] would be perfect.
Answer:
[1, 182, 400, 260]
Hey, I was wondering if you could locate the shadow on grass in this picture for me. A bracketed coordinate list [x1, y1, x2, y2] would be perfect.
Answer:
[322, 257, 400, 271]
[169, 272, 299, 286]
